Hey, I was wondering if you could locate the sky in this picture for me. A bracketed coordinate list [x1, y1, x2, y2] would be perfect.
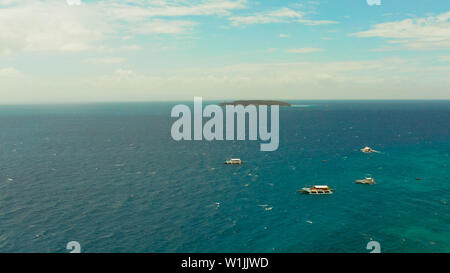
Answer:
[0, 0, 449, 103]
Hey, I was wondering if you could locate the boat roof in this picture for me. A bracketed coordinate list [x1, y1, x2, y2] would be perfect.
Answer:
[230, 158, 241, 160]
[314, 185, 329, 189]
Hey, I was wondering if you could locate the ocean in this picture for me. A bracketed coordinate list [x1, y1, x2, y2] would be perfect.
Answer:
[0, 101, 449, 253]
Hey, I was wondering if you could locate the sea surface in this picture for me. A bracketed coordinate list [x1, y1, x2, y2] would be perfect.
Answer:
[0, 101, 449, 253]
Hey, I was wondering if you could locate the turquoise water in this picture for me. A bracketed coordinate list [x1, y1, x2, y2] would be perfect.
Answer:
[0, 101, 449, 253]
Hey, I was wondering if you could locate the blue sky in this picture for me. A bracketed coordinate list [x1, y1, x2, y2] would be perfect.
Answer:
[0, 0, 449, 103]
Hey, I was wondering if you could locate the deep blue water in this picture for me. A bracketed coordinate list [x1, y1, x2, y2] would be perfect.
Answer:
[0, 101, 449, 253]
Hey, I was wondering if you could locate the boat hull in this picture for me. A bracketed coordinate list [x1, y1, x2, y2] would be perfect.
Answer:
[297, 190, 334, 195]
[355, 179, 376, 185]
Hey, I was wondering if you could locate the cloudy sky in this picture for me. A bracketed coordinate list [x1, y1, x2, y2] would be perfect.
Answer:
[0, 0, 449, 103]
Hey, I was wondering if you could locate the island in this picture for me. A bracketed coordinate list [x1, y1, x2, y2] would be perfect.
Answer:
[218, 100, 291, 106]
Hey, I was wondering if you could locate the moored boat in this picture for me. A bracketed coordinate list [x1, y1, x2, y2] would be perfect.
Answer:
[297, 185, 334, 195]
[355, 177, 376, 185]
[360, 146, 382, 154]
[361, 146, 375, 153]
[225, 158, 243, 165]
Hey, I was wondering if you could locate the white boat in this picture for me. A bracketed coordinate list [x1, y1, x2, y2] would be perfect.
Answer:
[297, 185, 334, 195]
[361, 146, 375, 153]
[225, 158, 243, 165]
[355, 177, 376, 185]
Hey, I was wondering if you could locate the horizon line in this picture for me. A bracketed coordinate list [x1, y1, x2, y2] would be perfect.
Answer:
[1, 99, 450, 106]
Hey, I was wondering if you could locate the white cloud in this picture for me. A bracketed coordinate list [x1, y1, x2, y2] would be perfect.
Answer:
[131, 19, 198, 35]
[4, 57, 449, 104]
[297, 19, 338, 26]
[229, 8, 301, 25]
[66, 0, 81, 6]
[229, 7, 337, 26]
[0, 0, 246, 54]
[114, 68, 136, 81]
[0, 1, 110, 54]
[0, 0, 17, 6]
[0, 67, 22, 77]
[117, 45, 142, 51]
[84, 57, 125, 64]
[353, 12, 450, 50]
[287, 48, 324, 54]
[121, 36, 134, 40]
[104, 0, 247, 21]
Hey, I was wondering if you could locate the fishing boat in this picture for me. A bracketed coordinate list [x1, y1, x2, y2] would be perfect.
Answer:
[225, 158, 243, 165]
[297, 185, 334, 195]
[355, 177, 376, 185]
[361, 146, 375, 153]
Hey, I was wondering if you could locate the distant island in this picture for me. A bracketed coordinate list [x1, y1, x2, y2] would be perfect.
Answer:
[219, 100, 292, 106]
